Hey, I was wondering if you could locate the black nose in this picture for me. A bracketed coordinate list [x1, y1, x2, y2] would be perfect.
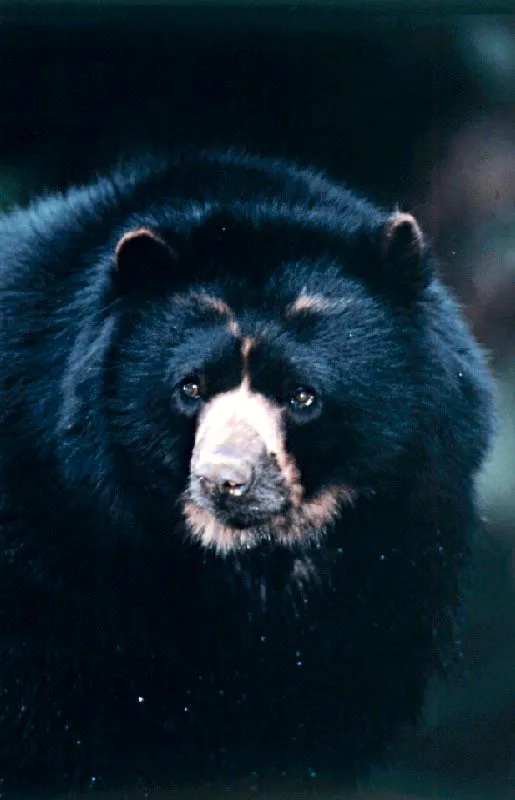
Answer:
[195, 460, 254, 499]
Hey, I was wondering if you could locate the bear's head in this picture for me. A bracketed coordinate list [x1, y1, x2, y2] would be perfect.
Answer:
[100, 195, 432, 555]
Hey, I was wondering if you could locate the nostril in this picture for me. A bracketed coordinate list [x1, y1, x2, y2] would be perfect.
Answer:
[222, 480, 250, 498]
[198, 476, 251, 499]
[195, 461, 255, 499]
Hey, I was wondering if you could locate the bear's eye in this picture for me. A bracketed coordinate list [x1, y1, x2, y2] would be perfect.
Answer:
[180, 379, 202, 401]
[289, 386, 317, 412]
[172, 377, 204, 416]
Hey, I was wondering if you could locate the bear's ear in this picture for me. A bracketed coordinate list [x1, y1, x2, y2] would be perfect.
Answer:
[113, 227, 176, 291]
[378, 212, 432, 301]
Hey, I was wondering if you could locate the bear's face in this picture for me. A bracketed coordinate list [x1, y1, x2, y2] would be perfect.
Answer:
[107, 212, 426, 554]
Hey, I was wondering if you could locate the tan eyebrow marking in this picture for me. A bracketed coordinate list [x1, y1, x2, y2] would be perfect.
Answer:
[285, 292, 351, 318]
[195, 294, 240, 337]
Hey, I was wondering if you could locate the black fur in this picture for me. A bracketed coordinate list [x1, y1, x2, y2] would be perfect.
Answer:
[0, 150, 494, 792]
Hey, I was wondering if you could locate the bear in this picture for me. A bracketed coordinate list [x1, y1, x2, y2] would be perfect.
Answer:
[0, 149, 494, 793]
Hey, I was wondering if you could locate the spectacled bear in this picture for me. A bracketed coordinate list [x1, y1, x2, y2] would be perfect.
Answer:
[0, 150, 494, 793]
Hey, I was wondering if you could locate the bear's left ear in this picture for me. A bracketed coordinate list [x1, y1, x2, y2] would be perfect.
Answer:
[378, 212, 433, 301]
[113, 227, 176, 291]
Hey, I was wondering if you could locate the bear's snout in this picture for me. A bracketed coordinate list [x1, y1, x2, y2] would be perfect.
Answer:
[191, 437, 286, 525]
[189, 385, 290, 526]
[194, 448, 255, 499]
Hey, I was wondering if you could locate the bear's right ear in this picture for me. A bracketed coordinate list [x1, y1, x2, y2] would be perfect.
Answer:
[113, 227, 177, 291]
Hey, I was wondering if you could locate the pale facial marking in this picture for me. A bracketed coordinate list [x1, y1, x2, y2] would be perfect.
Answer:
[267, 484, 356, 547]
[183, 484, 356, 556]
[195, 294, 240, 337]
[239, 336, 256, 382]
[240, 336, 255, 360]
[285, 292, 352, 318]
[194, 378, 282, 452]
[182, 499, 258, 554]
[192, 377, 299, 491]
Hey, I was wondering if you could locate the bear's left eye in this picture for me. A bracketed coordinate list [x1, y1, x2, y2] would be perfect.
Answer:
[180, 379, 202, 401]
[288, 386, 317, 412]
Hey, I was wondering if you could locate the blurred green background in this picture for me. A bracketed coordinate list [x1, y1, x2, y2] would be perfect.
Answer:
[1, 4, 514, 799]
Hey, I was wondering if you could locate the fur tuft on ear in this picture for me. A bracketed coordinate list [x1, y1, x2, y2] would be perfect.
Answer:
[379, 212, 432, 300]
[114, 227, 176, 290]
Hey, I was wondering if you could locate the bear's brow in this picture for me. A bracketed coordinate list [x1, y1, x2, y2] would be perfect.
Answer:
[285, 293, 352, 317]
[192, 293, 240, 337]
[187, 294, 258, 376]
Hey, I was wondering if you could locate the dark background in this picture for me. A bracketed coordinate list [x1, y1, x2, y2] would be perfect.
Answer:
[0, 5, 514, 799]
[0, 6, 493, 203]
